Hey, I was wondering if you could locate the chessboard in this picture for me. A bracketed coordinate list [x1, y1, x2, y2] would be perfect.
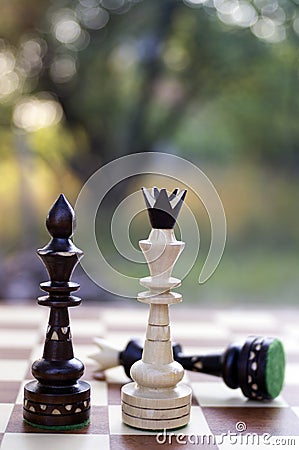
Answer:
[0, 303, 298, 449]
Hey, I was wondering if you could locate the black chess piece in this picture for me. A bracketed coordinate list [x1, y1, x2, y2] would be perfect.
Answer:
[23, 194, 91, 430]
[113, 335, 285, 400]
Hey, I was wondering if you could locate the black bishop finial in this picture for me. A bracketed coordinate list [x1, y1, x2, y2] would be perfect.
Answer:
[37, 193, 82, 283]
[142, 187, 187, 229]
[46, 193, 75, 239]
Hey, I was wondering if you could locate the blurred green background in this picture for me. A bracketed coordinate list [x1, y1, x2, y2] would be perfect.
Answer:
[1, 0, 299, 305]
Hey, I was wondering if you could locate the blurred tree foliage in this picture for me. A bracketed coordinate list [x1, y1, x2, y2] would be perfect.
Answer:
[1, 0, 299, 174]
[1, 0, 299, 301]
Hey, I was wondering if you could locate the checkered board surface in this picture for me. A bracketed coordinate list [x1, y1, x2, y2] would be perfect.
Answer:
[0, 304, 298, 450]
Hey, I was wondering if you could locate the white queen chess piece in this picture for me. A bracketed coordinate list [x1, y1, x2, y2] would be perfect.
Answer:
[121, 187, 192, 430]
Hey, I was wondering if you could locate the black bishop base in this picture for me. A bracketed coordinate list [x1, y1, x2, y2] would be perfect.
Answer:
[24, 382, 90, 430]
[23, 194, 90, 430]
[23, 301, 90, 429]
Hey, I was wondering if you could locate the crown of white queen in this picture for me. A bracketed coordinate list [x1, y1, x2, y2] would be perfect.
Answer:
[142, 187, 187, 229]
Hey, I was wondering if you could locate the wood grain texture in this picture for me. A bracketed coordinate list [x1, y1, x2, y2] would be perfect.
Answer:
[121, 229, 192, 430]
[23, 194, 90, 429]
[0, 304, 298, 450]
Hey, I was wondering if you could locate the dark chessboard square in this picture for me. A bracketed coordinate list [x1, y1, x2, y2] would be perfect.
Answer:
[110, 434, 218, 450]
[88, 406, 109, 435]
[72, 336, 94, 346]
[202, 407, 299, 436]
[5, 405, 27, 434]
[82, 364, 97, 382]
[25, 367, 33, 379]
[0, 382, 20, 403]
[0, 348, 32, 360]
[70, 308, 97, 319]
[191, 394, 200, 407]
[0, 322, 40, 331]
[108, 383, 122, 405]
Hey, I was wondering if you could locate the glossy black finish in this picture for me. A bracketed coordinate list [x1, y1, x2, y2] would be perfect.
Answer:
[23, 194, 90, 429]
[117, 336, 283, 400]
[142, 187, 187, 229]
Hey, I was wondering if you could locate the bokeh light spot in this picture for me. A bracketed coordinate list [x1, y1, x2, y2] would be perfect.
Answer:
[13, 95, 63, 132]
[54, 19, 82, 44]
[80, 6, 109, 30]
[251, 17, 285, 43]
[101, 0, 125, 10]
[0, 72, 19, 99]
[0, 50, 15, 74]
[50, 56, 77, 83]
[232, 2, 258, 28]
[183, 0, 208, 6]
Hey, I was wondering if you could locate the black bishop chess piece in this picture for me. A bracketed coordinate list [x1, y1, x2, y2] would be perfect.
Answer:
[23, 194, 91, 430]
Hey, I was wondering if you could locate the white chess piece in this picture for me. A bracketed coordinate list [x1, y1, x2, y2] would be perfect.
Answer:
[90, 338, 121, 372]
[121, 188, 192, 430]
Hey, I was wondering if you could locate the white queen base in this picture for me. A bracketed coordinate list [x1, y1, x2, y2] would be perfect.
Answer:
[122, 382, 191, 430]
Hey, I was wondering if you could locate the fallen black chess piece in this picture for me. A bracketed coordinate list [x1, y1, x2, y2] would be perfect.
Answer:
[91, 336, 285, 401]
